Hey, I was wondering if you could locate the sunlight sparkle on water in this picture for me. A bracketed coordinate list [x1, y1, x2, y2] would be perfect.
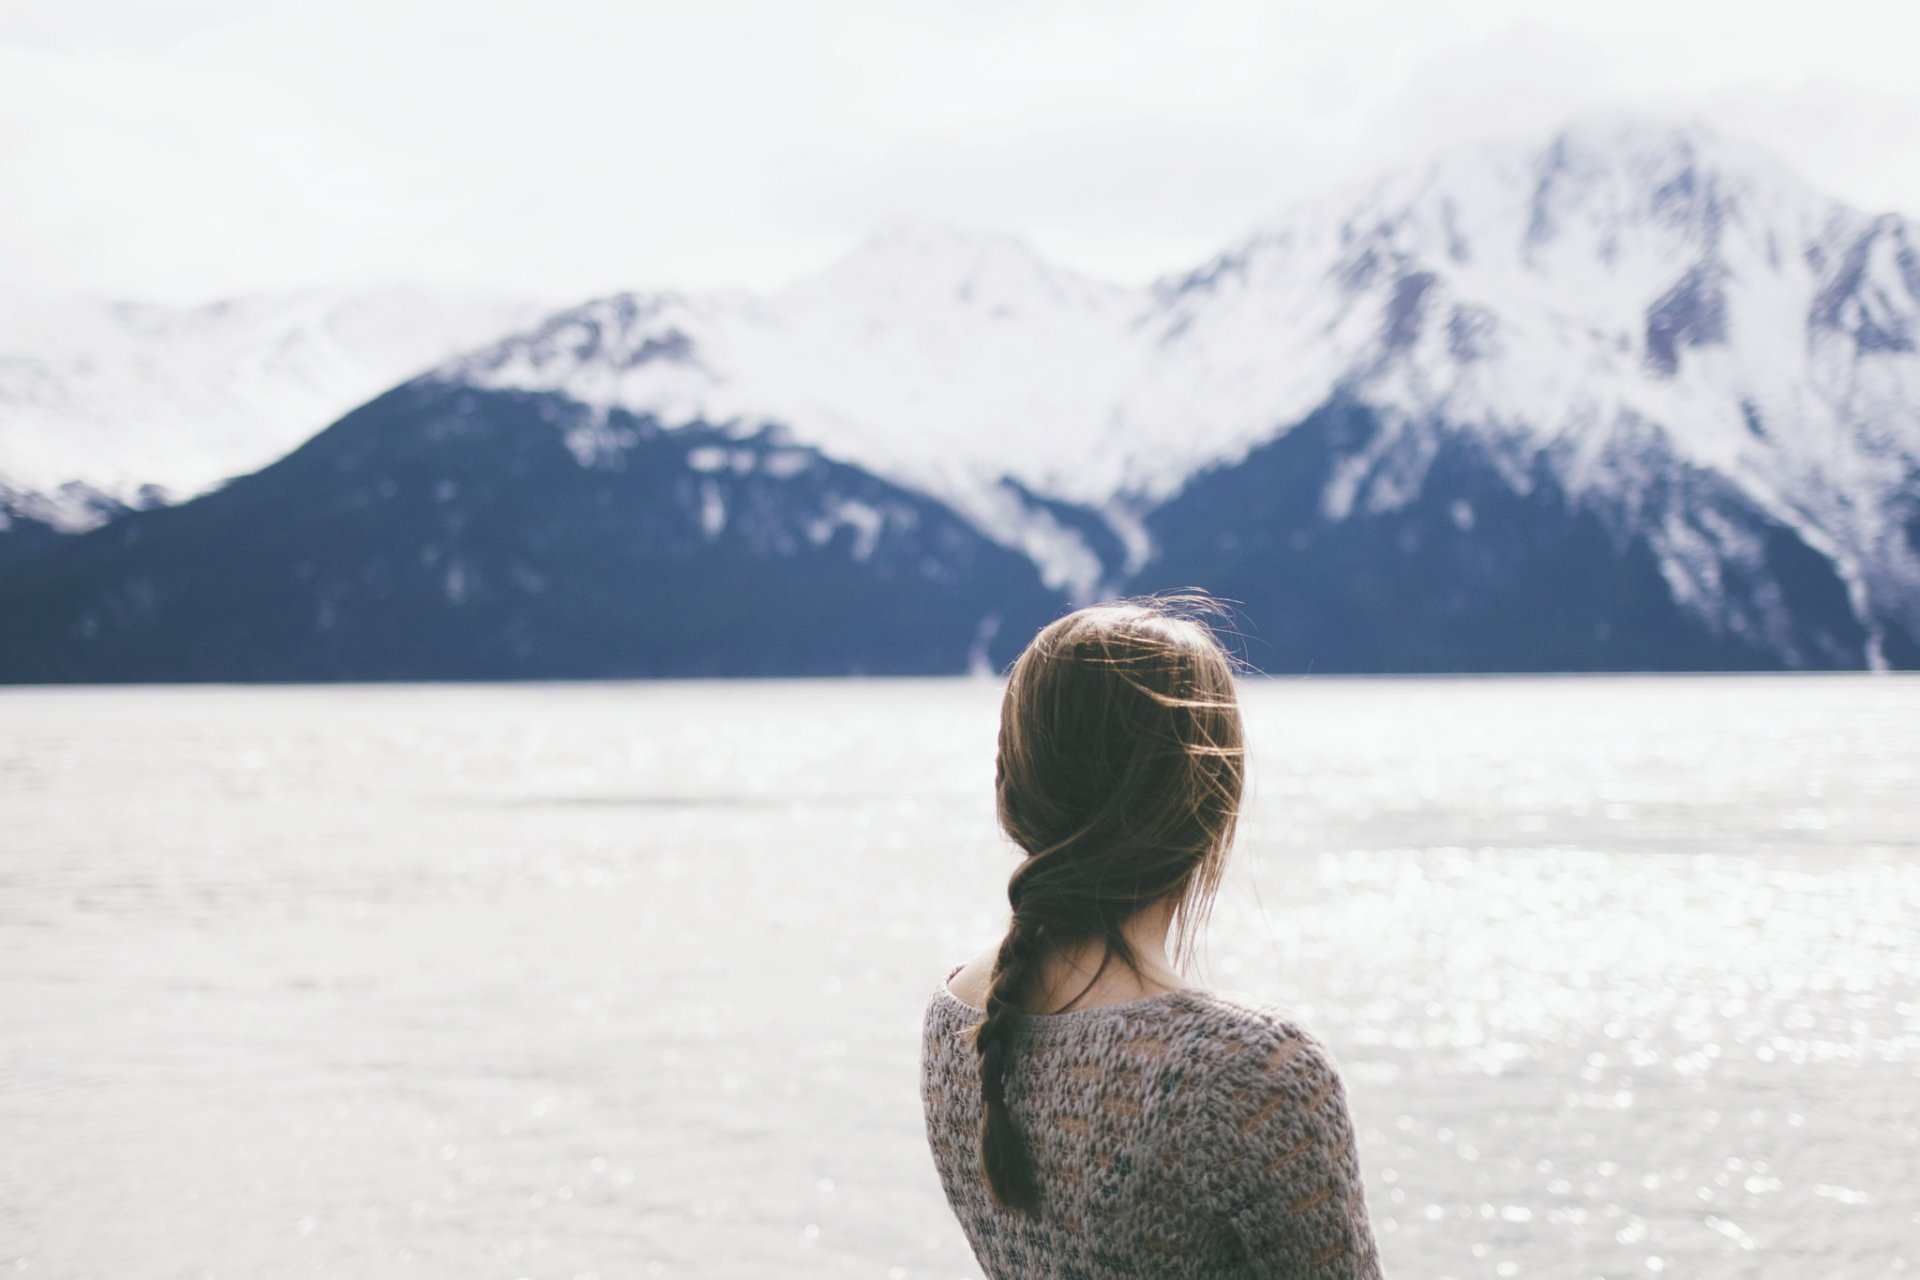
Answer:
[1, 675, 1916, 1278]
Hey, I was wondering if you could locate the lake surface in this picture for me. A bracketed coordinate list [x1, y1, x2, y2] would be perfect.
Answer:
[2, 675, 1916, 1279]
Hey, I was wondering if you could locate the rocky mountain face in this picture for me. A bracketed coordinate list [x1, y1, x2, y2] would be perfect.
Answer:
[1120, 121, 1920, 669]
[1137, 396, 1871, 673]
[2, 119, 1915, 679]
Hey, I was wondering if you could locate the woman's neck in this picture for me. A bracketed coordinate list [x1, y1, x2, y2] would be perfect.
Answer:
[1028, 898, 1186, 1013]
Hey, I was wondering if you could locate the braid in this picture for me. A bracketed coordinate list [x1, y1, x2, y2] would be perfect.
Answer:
[973, 898, 1047, 1216]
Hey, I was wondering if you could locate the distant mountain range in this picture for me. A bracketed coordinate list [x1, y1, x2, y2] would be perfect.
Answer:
[0, 284, 546, 540]
[2, 118, 1916, 680]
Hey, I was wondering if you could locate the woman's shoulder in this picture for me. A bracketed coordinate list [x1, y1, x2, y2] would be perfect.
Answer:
[1161, 990, 1360, 1190]
[1159, 986, 1345, 1082]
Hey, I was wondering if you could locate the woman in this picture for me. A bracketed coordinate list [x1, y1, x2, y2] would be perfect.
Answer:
[920, 594, 1383, 1278]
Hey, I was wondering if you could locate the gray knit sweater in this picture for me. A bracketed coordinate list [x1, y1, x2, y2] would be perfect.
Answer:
[921, 963, 1383, 1278]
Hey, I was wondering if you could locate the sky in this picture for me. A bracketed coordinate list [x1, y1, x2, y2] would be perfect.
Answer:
[4, 0, 1920, 306]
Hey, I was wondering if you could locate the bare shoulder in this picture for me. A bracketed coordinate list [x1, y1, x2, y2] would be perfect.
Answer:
[942, 949, 998, 1009]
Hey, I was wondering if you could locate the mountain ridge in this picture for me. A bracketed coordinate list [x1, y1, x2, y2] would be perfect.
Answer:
[3, 117, 1916, 676]
[0, 281, 549, 532]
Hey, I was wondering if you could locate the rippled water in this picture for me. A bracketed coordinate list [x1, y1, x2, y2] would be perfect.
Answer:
[2, 676, 1916, 1279]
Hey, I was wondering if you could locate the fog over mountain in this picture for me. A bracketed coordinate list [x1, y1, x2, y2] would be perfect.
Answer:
[3, 119, 1916, 679]
[0, 285, 545, 537]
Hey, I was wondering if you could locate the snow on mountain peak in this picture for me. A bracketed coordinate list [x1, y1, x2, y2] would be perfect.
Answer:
[12, 119, 1915, 647]
[1119, 117, 1919, 661]
[781, 220, 1129, 317]
[0, 281, 548, 529]
[444, 227, 1144, 594]
[432, 119, 1920, 629]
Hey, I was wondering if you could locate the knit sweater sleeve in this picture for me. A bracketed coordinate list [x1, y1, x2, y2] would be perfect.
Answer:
[1205, 1019, 1383, 1278]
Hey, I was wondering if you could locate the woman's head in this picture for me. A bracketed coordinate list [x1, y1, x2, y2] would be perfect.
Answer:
[974, 591, 1247, 1214]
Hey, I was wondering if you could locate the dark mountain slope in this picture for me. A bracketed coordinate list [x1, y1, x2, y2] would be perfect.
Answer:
[1128, 398, 1874, 673]
[0, 383, 1065, 682]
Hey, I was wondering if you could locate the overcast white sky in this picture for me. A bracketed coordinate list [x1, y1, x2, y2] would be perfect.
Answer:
[5, 0, 1919, 306]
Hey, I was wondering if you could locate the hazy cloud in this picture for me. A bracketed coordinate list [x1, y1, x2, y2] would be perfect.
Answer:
[4, 0, 1917, 304]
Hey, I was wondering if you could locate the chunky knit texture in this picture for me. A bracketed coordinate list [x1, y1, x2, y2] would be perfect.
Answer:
[921, 963, 1383, 1279]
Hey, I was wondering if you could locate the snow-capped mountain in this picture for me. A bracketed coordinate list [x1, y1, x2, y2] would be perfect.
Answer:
[1125, 118, 1920, 668]
[444, 224, 1144, 597]
[0, 381, 1060, 682]
[2, 117, 1915, 679]
[427, 118, 1919, 668]
[0, 282, 549, 531]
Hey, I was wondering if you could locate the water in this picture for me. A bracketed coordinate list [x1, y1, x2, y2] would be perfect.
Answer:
[1, 675, 1915, 1279]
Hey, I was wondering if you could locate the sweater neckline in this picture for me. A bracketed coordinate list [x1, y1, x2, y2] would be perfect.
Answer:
[935, 962, 1196, 1037]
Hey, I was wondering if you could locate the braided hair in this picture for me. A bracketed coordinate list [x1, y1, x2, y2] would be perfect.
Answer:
[972, 592, 1246, 1216]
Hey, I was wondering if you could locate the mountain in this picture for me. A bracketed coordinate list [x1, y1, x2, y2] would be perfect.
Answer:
[443, 225, 1143, 600]
[1, 118, 1915, 679]
[0, 283, 548, 536]
[0, 382, 1061, 681]
[1124, 118, 1920, 670]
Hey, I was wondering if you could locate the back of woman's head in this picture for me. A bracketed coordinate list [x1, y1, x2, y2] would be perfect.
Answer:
[974, 591, 1246, 1215]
